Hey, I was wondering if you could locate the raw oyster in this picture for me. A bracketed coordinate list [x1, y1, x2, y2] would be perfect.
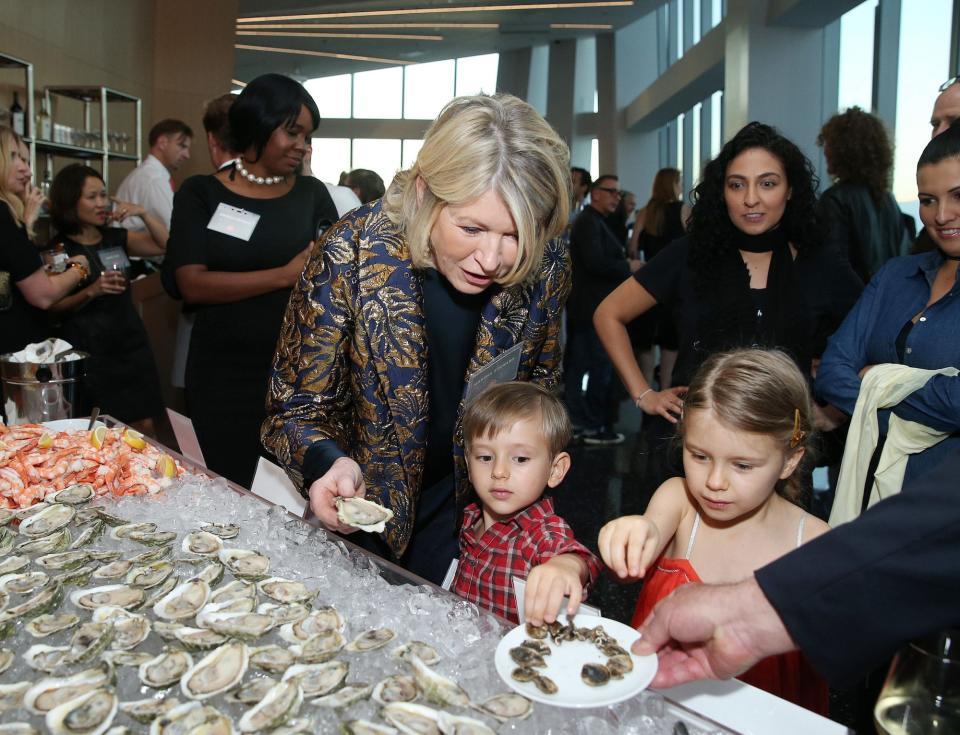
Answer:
[101, 650, 153, 667]
[218, 549, 270, 580]
[53, 564, 96, 588]
[172, 626, 230, 652]
[93, 508, 128, 527]
[341, 721, 399, 735]
[144, 575, 180, 608]
[308, 682, 371, 709]
[92, 560, 134, 581]
[148, 702, 231, 735]
[509, 646, 546, 668]
[346, 627, 397, 652]
[392, 641, 441, 666]
[199, 522, 240, 540]
[0, 570, 48, 594]
[0, 683, 30, 712]
[24, 644, 70, 673]
[92, 606, 151, 650]
[606, 653, 633, 678]
[194, 562, 225, 586]
[153, 578, 210, 620]
[36, 550, 93, 570]
[279, 607, 345, 643]
[519, 639, 551, 656]
[109, 522, 156, 540]
[17, 527, 70, 554]
[70, 584, 145, 612]
[45, 483, 94, 505]
[237, 680, 303, 732]
[257, 602, 309, 626]
[180, 641, 248, 700]
[510, 667, 537, 683]
[86, 550, 123, 563]
[0, 508, 13, 526]
[199, 597, 257, 620]
[197, 611, 275, 640]
[209, 580, 257, 605]
[125, 561, 174, 589]
[381, 702, 441, 735]
[0, 555, 29, 575]
[139, 649, 194, 689]
[437, 712, 496, 735]
[335, 496, 394, 533]
[23, 663, 113, 714]
[270, 719, 314, 735]
[69, 522, 105, 549]
[249, 645, 295, 675]
[0, 581, 63, 621]
[532, 674, 558, 695]
[257, 577, 311, 604]
[0, 724, 39, 735]
[181, 531, 223, 557]
[65, 621, 114, 664]
[130, 546, 172, 564]
[474, 692, 532, 721]
[18, 503, 75, 538]
[45, 687, 117, 735]
[127, 530, 177, 546]
[224, 676, 277, 705]
[289, 629, 346, 663]
[119, 697, 180, 725]
[0, 527, 15, 555]
[581, 662, 611, 687]
[0, 648, 11, 675]
[282, 661, 349, 698]
[371, 675, 418, 705]
[407, 653, 470, 707]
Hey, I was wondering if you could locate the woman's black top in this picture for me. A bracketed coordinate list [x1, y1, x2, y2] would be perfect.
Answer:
[635, 234, 863, 386]
[637, 201, 685, 261]
[0, 206, 47, 355]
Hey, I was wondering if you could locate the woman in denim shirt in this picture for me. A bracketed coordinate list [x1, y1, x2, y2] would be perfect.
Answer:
[816, 124, 960, 489]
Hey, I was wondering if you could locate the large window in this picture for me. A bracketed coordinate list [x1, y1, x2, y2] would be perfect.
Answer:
[353, 67, 403, 119]
[305, 75, 351, 119]
[404, 60, 455, 120]
[837, 0, 877, 113]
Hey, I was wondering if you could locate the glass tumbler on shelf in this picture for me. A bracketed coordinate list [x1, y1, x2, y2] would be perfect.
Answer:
[874, 631, 960, 734]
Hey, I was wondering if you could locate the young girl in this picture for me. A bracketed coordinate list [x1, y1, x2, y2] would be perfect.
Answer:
[599, 348, 830, 713]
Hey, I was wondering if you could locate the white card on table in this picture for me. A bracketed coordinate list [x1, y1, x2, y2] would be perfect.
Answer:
[250, 456, 307, 518]
[512, 576, 600, 624]
[206, 202, 260, 241]
[465, 342, 524, 401]
[165, 409, 206, 468]
[441, 559, 459, 591]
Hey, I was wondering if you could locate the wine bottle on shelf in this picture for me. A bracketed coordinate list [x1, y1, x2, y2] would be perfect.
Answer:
[36, 98, 52, 141]
[10, 92, 24, 136]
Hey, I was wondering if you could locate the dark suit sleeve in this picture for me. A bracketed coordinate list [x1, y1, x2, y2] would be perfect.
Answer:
[755, 451, 960, 687]
[569, 213, 631, 280]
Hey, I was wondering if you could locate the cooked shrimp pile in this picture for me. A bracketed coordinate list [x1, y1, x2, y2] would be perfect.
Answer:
[0, 423, 185, 508]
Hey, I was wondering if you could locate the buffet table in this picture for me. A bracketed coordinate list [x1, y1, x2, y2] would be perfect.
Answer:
[0, 417, 851, 734]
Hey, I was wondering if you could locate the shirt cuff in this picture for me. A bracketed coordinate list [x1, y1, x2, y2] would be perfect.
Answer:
[301, 440, 347, 491]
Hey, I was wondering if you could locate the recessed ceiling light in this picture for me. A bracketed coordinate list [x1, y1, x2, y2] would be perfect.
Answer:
[236, 23, 499, 30]
[550, 23, 614, 29]
[236, 30, 444, 41]
[237, 2, 634, 23]
[235, 43, 414, 65]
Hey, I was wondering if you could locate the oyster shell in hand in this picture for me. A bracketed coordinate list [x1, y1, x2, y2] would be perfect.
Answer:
[335, 497, 394, 533]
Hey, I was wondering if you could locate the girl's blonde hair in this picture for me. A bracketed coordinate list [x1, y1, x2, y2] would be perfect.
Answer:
[680, 349, 814, 504]
[0, 126, 26, 229]
[382, 94, 570, 287]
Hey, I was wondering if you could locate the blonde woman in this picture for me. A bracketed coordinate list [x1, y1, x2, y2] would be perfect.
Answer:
[263, 94, 571, 583]
[0, 126, 88, 358]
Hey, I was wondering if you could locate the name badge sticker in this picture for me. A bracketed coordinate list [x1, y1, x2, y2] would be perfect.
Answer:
[206, 202, 261, 241]
[465, 342, 524, 401]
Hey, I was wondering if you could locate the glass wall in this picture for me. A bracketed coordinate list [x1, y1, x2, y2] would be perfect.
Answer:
[837, 0, 877, 113]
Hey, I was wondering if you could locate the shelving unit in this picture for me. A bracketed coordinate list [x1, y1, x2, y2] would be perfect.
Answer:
[0, 50, 34, 142]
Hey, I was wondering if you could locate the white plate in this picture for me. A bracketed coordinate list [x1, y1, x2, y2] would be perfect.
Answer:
[494, 614, 657, 708]
[41, 419, 105, 432]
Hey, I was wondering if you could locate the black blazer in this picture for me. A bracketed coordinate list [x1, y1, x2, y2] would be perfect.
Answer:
[756, 450, 960, 687]
[567, 205, 631, 324]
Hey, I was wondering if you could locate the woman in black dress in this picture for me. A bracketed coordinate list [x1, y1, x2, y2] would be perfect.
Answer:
[47, 164, 167, 432]
[0, 127, 89, 361]
[166, 74, 338, 488]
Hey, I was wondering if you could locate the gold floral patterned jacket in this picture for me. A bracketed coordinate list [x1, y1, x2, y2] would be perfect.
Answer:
[261, 200, 570, 558]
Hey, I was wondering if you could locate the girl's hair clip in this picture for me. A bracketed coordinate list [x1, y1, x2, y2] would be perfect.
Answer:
[790, 407, 806, 448]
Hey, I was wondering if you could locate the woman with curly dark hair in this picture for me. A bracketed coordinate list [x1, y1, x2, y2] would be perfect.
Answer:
[817, 107, 910, 283]
[594, 122, 861, 438]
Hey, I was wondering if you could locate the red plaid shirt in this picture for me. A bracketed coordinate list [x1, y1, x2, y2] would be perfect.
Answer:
[451, 496, 602, 624]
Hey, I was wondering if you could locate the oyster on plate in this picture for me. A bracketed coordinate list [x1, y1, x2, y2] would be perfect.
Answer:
[257, 577, 311, 604]
[237, 680, 303, 732]
[70, 584, 145, 612]
[281, 660, 349, 699]
[18, 503, 75, 538]
[346, 627, 397, 652]
[152, 578, 210, 620]
[335, 497, 394, 533]
[371, 674, 418, 705]
[218, 549, 270, 580]
[23, 663, 113, 714]
[139, 649, 194, 689]
[181, 530, 223, 557]
[45, 686, 117, 735]
[407, 653, 470, 708]
[180, 641, 249, 700]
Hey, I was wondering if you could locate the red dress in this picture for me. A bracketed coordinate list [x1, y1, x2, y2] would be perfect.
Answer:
[632, 517, 830, 716]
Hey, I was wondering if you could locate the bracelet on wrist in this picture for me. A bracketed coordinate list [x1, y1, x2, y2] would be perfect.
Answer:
[67, 261, 89, 281]
[634, 388, 654, 409]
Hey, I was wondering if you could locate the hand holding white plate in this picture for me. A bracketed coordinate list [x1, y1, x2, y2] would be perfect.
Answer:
[494, 613, 657, 708]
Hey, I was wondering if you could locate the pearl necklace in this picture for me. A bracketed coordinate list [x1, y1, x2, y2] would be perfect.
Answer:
[234, 158, 285, 186]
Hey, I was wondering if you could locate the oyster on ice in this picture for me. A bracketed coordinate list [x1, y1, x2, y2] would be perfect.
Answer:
[148, 702, 231, 735]
[70, 584, 145, 612]
[0, 570, 49, 595]
[199, 522, 240, 540]
[237, 680, 303, 732]
[0, 581, 64, 621]
[371, 675, 418, 705]
[257, 577, 311, 604]
[308, 682, 371, 709]
[125, 561, 174, 589]
[407, 653, 470, 708]
[91, 606, 151, 650]
[224, 676, 277, 705]
[180, 641, 249, 700]
[65, 621, 114, 664]
[181, 531, 223, 557]
[119, 697, 180, 725]
[68, 521, 105, 550]
[209, 580, 257, 605]
[257, 602, 309, 626]
[341, 721, 399, 735]
[282, 661, 349, 699]
[381, 702, 442, 735]
[249, 645, 295, 675]
[16, 527, 71, 554]
[474, 692, 533, 721]
[23, 663, 113, 714]
[335, 496, 394, 532]
[218, 549, 270, 580]
[101, 650, 153, 667]
[0, 648, 11, 675]
[36, 551, 93, 571]
[91, 560, 134, 581]
[45, 483, 94, 505]
[171, 626, 230, 652]
[392, 641, 441, 666]
[139, 649, 194, 689]
[288, 629, 346, 663]
[152, 578, 210, 620]
[436, 712, 497, 735]
[346, 627, 397, 652]
[24, 644, 71, 673]
[279, 607, 345, 643]
[193, 562, 224, 586]
[18, 503, 75, 538]
[45, 687, 117, 735]
[197, 611, 275, 640]
[109, 522, 156, 540]
[0, 555, 29, 575]
[0, 683, 31, 713]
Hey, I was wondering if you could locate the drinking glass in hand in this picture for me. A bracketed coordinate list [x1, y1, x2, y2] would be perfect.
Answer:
[874, 631, 960, 734]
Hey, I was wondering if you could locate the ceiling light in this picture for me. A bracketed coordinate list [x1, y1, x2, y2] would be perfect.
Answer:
[236, 30, 444, 41]
[237, 2, 634, 23]
[550, 23, 614, 29]
[231, 79, 247, 87]
[235, 43, 414, 65]
[236, 23, 499, 30]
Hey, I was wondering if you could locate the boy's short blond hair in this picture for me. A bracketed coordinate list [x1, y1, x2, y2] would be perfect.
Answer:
[463, 382, 571, 456]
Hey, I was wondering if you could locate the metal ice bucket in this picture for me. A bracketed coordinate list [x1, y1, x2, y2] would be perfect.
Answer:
[0, 351, 88, 425]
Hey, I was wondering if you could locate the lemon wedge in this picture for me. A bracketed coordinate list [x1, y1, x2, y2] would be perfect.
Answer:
[90, 426, 108, 449]
[156, 455, 177, 478]
[122, 429, 146, 450]
[38, 432, 53, 449]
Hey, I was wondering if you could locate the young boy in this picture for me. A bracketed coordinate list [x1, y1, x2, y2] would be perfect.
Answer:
[451, 381, 602, 625]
